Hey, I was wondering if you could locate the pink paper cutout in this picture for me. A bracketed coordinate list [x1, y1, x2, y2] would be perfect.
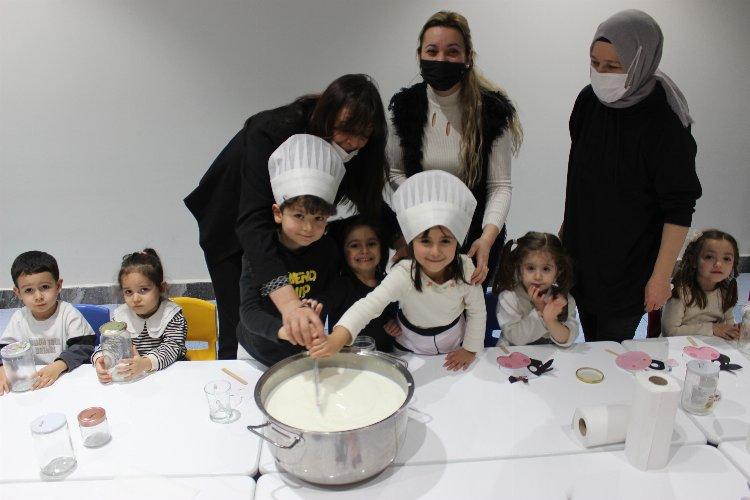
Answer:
[683, 346, 720, 361]
[616, 351, 652, 371]
[497, 352, 531, 369]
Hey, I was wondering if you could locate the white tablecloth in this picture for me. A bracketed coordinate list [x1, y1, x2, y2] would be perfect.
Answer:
[0, 475, 254, 500]
[623, 336, 750, 444]
[719, 439, 750, 480]
[259, 342, 705, 473]
[255, 445, 746, 500]
[0, 360, 264, 481]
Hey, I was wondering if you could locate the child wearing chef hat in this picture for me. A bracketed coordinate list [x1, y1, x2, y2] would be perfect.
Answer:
[236, 134, 345, 367]
[311, 170, 486, 371]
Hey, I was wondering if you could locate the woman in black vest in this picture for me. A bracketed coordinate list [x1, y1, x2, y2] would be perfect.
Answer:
[561, 10, 701, 342]
[184, 74, 388, 359]
[388, 11, 522, 286]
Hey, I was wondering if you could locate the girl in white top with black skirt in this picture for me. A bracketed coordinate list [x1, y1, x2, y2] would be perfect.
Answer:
[311, 170, 486, 372]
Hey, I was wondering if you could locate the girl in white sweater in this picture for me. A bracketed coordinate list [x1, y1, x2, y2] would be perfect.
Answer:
[662, 229, 740, 339]
[311, 170, 486, 371]
[493, 232, 578, 346]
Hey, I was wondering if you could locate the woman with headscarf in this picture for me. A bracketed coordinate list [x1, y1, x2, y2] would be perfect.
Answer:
[388, 11, 523, 287]
[561, 10, 702, 342]
[184, 74, 389, 359]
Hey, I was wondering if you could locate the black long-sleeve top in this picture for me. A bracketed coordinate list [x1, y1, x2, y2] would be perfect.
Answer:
[237, 234, 340, 367]
[184, 99, 396, 288]
[562, 83, 701, 316]
[319, 274, 396, 352]
[184, 100, 316, 281]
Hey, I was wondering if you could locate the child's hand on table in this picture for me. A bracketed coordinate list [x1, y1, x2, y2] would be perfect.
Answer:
[443, 348, 476, 371]
[713, 323, 740, 341]
[94, 355, 112, 384]
[33, 360, 67, 389]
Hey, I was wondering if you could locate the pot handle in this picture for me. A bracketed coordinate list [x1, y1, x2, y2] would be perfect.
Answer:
[247, 422, 301, 449]
[378, 352, 409, 369]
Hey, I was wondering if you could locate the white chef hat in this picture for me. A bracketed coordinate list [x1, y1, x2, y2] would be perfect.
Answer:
[392, 170, 477, 244]
[268, 134, 345, 205]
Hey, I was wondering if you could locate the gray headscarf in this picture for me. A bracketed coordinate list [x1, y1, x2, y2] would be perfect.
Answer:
[592, 9, 693, 127]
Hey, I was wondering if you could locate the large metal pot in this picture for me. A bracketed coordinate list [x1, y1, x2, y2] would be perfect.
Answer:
[248, 349, 414, 485]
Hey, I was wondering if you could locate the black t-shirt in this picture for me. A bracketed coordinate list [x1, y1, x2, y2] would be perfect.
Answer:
[562, 83, 701, 316]
[321, 274, 396, 352]
[237, 234, 341, 366]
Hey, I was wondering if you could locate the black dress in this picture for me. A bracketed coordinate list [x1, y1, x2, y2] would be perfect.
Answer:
[562, 83, 701, 338]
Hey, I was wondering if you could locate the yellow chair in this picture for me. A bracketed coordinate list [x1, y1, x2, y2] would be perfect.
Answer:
[172, 297, 218, 361]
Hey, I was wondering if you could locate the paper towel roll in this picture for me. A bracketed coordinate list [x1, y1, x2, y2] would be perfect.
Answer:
[572, 405, 630, 447]
[625, 372, 680, 470]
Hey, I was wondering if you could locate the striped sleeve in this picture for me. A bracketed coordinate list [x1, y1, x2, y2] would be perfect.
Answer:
[135, 312, 188, 371]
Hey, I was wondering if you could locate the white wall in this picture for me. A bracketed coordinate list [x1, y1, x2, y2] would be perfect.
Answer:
[1, 0, 748, 289]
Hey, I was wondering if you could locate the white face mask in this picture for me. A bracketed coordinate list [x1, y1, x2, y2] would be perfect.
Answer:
[590, 67, 629, 103]
[330, 140, 359, 163]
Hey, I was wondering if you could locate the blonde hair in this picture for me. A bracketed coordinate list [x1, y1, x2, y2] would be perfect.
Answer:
[418, 11, 523, 188]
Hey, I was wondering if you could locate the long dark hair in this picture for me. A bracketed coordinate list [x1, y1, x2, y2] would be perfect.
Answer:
[407, 226, 467, 292]
[672, 229, 739, 312]
[332, 215, 389, 280]
[492, 232, 573, 297]
[305, 74, 388, 219]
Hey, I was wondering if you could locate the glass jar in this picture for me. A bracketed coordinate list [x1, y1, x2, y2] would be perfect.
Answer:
[77, 407, 111, 448]
[1, 341, 36, 392]
[681, 359, 720, 415]
[738, 308, 750, 357]
[99, 321, 132, 383]
[351, 335, 376, 352]
[30, 412, 77, 477]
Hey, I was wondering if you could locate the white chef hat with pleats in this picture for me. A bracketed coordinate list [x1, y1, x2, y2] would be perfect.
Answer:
[392, 170, 477, 244]
[269, 134, 345, 205]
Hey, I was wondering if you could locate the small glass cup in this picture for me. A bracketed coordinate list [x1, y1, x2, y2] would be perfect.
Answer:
[77, 407, 111, 448]
[351, 335, 376, 352]
[204, 380, 242, 423]
[1, 341, 36, 392]
[30, 413, 77, 478]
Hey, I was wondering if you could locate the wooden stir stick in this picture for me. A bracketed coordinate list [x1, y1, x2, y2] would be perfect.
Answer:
[222, 367, 248, 385]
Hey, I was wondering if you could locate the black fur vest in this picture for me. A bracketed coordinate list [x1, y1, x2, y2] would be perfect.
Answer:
[388, 82, 515, 248]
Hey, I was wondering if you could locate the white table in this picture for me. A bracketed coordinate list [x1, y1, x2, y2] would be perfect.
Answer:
[258, 342, 705, 473]
[255, 445, 747, 500]
[0, 475, 254, 500]
[719, 439, 750, 479]
[0, 360, 264, 481]
[623, 336, 750, 444]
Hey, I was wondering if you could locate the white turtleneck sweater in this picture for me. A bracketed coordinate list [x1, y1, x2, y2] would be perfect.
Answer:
[386, 85, 513, 233]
